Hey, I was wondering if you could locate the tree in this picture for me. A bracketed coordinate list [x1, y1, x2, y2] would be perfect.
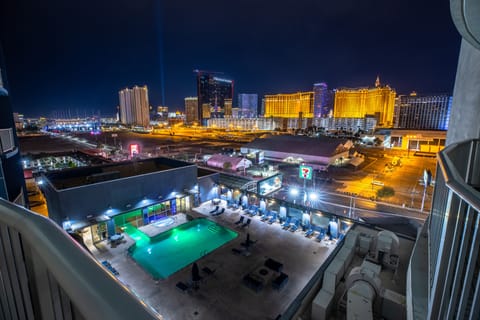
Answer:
[223, 162, 232, 171]
[377, 186, 395, 198]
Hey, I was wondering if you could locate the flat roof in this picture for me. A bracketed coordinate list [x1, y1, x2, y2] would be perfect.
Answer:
[197, 167, 218, 177]
[45, 157, 193, 190]
[244, 135, 350, 157]
[218, 173, 255, 190]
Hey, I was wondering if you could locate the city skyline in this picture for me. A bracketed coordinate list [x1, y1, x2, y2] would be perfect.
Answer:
[1, 0, 461, 117]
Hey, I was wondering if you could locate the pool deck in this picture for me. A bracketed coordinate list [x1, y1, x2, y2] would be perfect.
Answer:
[88, 200, 339, 320]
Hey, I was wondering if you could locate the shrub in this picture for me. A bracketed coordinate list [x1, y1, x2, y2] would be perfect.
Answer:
[377, 186, 395, 198]
[223, 162, 232, 171]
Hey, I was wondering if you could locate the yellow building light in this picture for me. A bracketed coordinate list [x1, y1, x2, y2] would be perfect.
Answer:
[333, 86, 396, 126]
[264, 91, 314, 118]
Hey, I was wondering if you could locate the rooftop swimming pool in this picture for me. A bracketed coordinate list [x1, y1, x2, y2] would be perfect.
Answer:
[128, 218, 237, 279]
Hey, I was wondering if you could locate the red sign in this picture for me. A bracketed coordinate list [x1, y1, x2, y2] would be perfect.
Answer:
[299, 165, 313, 180]
[129, 144, 139, 157]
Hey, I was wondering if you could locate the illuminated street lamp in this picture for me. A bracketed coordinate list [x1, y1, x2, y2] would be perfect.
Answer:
[290, 187, 299, 196]
[309, 192, 318, 201]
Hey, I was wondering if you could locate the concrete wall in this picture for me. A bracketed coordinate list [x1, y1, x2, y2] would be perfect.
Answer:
[43, 165, 197, 224]
[198, 172, 220, 204]
[447, 39, 480, 145]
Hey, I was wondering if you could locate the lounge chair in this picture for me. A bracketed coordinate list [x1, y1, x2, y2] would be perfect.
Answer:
[234, 216, 245, 225]
[281, 217, 291, 229]
[289, 220, 300, 232]
[213, 208, 225, 216]
[209, 205, 219, 214]
[268, 213, 278, 224]
[260, 211, 271, 222]
[109, 267, 119, 276]
[176, 281, 190, 293]
[304, 228, 314, 237]
[202, 267, 216, 276]
[316, 229, 326, 241]
[242, 218, 251, 228]
[232, 248, 243, 255]
[283, 218, 296, 230]
[101, 260, 119, 275]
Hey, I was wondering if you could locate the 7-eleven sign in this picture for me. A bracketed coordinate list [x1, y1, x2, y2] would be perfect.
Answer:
[299, 165, 313, 180]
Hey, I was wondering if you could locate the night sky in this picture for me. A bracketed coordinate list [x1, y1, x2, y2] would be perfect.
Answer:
[0, 0, 461, 117]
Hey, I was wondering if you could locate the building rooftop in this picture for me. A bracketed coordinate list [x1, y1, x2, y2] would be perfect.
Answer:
[244, 135, 351, 157]
[85, 201, 415, 319]
[310, 224, 415, 319]
[218, 173, 255, 191]
[45, 157, 193, 190]
[87, 202, 340, 319]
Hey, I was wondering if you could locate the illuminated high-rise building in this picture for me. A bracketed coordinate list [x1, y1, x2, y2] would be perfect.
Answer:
[313, 83, 334, 118]
[13, 112, 24, 130]
[196, 71, 234, 125]
[238, 93, 258, 118]
[394, 93, 452, 130]
[118, 85, 150, 127]
[224, 98, 233, 117]
[264, 91, 314, 118]
[184, 97, 198, 124]
[333, 78, 396, 126]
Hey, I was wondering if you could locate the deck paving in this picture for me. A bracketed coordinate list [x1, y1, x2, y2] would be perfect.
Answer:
[88, 200, 339, 320]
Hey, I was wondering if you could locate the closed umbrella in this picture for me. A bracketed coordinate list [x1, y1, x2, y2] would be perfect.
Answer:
[192, 262, 202, 289]
[192, 262, 201, 281]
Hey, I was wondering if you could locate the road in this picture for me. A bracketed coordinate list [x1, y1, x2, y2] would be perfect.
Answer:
[272, 187, 426, 223]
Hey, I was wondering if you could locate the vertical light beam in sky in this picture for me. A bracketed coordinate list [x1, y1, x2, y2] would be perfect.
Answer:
[154, 1, 166, 107]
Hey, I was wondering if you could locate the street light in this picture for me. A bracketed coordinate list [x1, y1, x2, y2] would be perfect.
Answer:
[290, 187, 299, 196]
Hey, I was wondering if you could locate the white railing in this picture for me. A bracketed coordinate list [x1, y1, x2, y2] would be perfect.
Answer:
[0, 198, 162, 320]
[408, 139, 480, 319]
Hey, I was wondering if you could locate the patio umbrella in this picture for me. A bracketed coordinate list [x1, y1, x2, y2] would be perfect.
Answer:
[192, 262, 201, 282]
[244, 233, 251, 250]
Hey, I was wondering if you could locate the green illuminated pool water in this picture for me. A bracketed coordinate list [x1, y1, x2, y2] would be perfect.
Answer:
[128, 218, 237, 279]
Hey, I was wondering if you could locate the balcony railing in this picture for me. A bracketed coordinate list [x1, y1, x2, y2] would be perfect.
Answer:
[0, 198, 162, 320]
[407, 139, 480, 319]
[437, 139, 480, 211]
